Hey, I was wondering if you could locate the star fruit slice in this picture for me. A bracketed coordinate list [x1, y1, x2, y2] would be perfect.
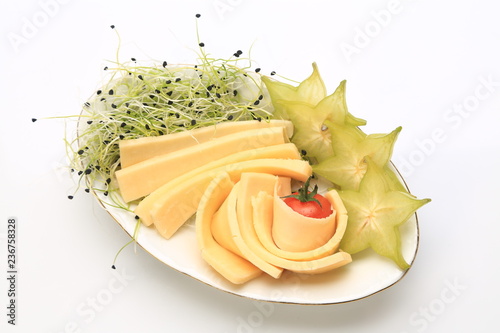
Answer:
[338, 157, 431, 269]
[383, 164, 413, 194]
[313, 120, 401, 190]
[329, 80, 367, 128]
[262, 63, 366, 125]
[275, 99, 334, 161]
[273, 82, 368, 162]
[261, 62, 327, 119]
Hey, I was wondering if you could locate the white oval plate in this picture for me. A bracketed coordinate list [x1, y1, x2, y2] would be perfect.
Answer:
[79, 66, 419, 304]
[91, 177, 418, 305]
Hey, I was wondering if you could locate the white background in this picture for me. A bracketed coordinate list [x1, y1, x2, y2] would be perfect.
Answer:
[1, 0, 499, 332]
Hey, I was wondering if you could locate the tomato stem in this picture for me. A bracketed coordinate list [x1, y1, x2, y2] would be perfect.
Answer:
[280, 176, 322, 207]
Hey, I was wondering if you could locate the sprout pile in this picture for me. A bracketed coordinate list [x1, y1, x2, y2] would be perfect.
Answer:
[66, 24, 276, 208]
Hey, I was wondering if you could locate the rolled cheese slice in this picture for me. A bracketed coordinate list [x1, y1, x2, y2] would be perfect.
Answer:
[195, 172, 262, 284]
[271, 183, 337, 253]
[223, 173, 351, 275]
[221, 181, 284, 279]
[119, 120, 294, 167]
[252, 190, 349, 261]
[203, 172, 351, 283]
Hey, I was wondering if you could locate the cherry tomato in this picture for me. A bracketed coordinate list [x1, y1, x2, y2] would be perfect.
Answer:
[283, 193, 333, 218]
[281, 177, 333, 219]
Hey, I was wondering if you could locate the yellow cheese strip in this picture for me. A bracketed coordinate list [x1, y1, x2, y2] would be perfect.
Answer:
[252, 190, 348, 261]
[211, 198, 243, 257]
[135, 143, 301, 227]
[275, 176, 292, 196]
[224, 181, 284, 279]
[116, 126, 289, 202]
[285, 251, 352, 274]
[195, 172, 262, 284]
[119, 120, 294, 167]
[211, 176, 290, 258]
[149, 159, 312, 239]
[272, 184, 337, 252]
[196, 172, 234, 249]
[218, 172, 351, 274]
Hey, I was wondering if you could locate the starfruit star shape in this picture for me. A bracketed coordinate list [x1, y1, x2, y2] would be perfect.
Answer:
[275, 83, 367, 162]
[261, 62, 327, 120]
[339, 157, 431, 269]
[262, 64, 366, 162]
[276, 98, 336, 161]
[313, 119, 401, 191]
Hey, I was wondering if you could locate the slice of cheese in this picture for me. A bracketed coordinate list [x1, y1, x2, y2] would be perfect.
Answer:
[119, 119, 294, 167]
[275, 176, 292, 196]
[116, 126, 289, 202]
[222, 181, 283, 278]
[195, 172, 262, 284]
[282, 251, 352, 274]
[196, 172, 234, 249]
[135, 143, 301, 227]
[148, 158, 312, 239]
[252, 190, 348, 261]
[211, 198, 243, 258]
